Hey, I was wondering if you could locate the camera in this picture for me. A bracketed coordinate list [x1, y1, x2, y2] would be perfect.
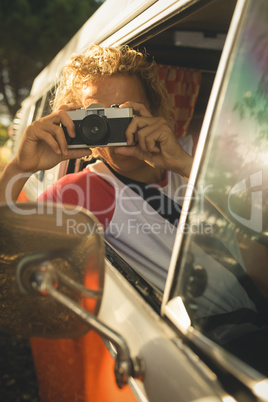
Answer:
[62, 103, 133, 148]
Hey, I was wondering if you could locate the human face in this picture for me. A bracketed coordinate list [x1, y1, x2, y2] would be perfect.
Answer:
[82, 75, 158, 180]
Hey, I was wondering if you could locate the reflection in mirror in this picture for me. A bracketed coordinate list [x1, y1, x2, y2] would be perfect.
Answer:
[170, 0, 268, 378]
[0, 203, 104, 339]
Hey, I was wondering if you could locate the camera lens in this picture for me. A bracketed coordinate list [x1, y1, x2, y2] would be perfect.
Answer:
[80, 115, 108, 145]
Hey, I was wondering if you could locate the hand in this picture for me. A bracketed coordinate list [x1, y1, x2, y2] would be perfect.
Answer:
[13, 105, 92, 174]
[114, 101, 193, 179]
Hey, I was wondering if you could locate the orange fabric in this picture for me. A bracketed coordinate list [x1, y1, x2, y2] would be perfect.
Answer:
[83, 331, 138, 402]
[31, 332, 137, 402]
[157, 65, 202, 138]
[31, 263, 136, 401]
[17, 189, 28, 202]
[30, 337, 86, 402]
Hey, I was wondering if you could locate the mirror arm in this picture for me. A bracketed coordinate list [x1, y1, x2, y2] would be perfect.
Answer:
[45, 280, 133, 388]
[57, 271, 103, 299]
[18, 261, 145, 389]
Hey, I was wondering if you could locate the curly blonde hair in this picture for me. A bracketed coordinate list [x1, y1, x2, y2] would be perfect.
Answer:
[52, 44, 171, 121]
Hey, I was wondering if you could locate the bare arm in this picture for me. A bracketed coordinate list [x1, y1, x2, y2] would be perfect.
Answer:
[0, 160, 30, 203]
[0, 108, 92, 203]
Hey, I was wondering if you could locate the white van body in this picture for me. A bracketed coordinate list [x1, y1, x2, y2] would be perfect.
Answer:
[10, 0, 268, 401]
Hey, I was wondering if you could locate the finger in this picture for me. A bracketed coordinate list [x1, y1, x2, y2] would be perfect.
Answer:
[135, 120, 160, 152]
[56, 109, 76, 138]
[145, 127, 180, 156]
[58, 103, 83, 111]
[32, 123, 92, 160]
[145, 133, 161, 153]
[128, 117, 167, 151]
[30, 128, 61, 155]
[119, 101, 152, 118]
[125, 116, 160, 145]
[41, 110, 76, 138]
[127, 116, 163, 135]
[33, 121, 69, 156]
[140, 120, 169, 152]
[62, 148, 92, 161]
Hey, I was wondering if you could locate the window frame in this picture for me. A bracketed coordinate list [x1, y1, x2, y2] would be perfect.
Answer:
[162, 0, 268, 398]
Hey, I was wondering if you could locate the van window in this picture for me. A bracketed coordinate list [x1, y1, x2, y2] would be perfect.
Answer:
[32, 98, 43, 122]
[42, 87, 55, 117]
[170, 0, 268, 377]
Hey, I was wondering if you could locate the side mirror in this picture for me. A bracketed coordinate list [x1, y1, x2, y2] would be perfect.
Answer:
[0, 202, 104, 338]
[0, 202, 144, 388]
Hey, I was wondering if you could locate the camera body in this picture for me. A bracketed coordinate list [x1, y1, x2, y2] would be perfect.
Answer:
[62, 103, 133, 148]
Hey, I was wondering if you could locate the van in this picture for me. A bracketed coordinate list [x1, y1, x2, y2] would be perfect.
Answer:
[2, 0, 268, 401]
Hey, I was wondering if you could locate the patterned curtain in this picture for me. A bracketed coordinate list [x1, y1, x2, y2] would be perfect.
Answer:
[157, 64, 202, 138]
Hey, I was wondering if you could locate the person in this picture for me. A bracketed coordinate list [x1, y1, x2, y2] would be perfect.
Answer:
[0, 44, 195, 291]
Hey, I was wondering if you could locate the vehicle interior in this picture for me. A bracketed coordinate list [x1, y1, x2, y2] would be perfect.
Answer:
[132, 0, 237, 136]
